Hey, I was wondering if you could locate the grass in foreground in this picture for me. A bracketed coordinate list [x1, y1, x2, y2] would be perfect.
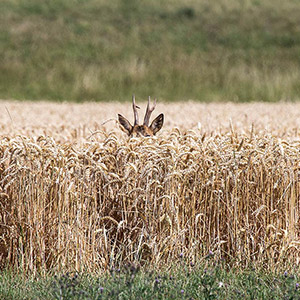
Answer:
[1, 261, 300, 300]
[1, 0, 300, 101]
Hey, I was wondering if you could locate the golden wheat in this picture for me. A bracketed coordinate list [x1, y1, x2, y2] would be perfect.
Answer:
[0, 101, 299, 274]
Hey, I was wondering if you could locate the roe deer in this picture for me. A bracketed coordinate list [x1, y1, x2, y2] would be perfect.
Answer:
[118, 95, 164, 137]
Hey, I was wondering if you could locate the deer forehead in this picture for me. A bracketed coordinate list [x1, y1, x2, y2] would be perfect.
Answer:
[132, 125, 153, 136]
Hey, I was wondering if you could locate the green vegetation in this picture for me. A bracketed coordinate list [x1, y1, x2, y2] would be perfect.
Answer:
[1, 261, 300, 300]
[1, 0, 300, 101]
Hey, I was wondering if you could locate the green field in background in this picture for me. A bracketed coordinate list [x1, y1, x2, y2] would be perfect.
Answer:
[1, 0, 300, 102]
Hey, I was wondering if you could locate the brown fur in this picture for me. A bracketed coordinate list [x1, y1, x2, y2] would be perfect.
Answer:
[118, 113, 164, 137]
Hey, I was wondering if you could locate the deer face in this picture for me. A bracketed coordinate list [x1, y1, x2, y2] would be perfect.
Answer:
[118, 114, 164, 137]
[118, 96, 164, 137]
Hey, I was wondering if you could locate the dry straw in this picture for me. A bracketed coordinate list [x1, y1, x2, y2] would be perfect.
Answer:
[0, 101, 299, 274]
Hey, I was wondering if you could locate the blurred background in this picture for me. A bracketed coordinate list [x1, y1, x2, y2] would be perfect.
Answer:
[1, 0, 300, 102]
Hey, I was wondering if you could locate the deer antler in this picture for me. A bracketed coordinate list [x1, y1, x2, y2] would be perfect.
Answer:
[132, 94, 140, 125]
[143, 96, 157, 126]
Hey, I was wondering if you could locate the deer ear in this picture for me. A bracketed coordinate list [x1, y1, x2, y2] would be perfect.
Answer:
[118, 114, 132, 135]
[150, 113, 164, 135]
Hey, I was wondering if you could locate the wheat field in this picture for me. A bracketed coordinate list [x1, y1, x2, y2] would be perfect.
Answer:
[0, 101, 299, 274]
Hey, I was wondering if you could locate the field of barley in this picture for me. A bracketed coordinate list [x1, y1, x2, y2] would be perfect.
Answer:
[0, 100, 299, 274]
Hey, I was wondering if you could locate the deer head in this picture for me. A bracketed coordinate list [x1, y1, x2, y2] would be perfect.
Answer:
[118, 95, 164, 137]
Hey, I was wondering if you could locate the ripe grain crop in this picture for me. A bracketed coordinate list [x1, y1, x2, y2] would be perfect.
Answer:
[0, 101, 299, 274]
